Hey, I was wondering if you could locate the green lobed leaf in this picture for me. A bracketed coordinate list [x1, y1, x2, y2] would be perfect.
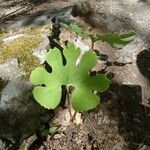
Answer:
[94, 31, 136, 49]
[30, 43, 111, 112]
[61, 23, 88, 38]
[61, 23, 135, 49]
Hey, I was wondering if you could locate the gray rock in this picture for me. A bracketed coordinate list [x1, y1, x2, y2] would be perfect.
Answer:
[0, 59, 49, 142]
[77, 0, 150, 42]
[33, 35, 50, 64]
[106, 37, 150, 107]
[0, 33, 51, 142]
[8, 5, 76, 31]
[0, 139, 7, 150]
[77, 1, 150, 107]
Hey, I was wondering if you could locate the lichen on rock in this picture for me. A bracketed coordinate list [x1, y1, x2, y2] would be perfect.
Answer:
[0, 34, 43, 79]
[22, 25, 52, 36]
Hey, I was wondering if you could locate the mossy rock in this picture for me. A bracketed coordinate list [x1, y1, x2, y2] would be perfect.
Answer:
[0, 25, 51, 79]
[0, 26, 51, 143]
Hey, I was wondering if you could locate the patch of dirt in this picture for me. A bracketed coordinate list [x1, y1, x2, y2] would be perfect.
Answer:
[32, 88, 149, 150]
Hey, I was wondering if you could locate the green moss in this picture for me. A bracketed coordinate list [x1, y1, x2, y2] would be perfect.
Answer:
[0, 35, 43, 79]
[22, 25, 52, 35]
[0, 32, 7, 41]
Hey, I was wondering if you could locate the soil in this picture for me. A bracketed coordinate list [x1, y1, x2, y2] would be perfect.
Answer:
[0, 0, 150, 150]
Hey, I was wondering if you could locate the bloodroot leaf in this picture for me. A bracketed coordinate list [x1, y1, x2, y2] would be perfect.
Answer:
[61, 23, 88, 38]
[30, 43, 111, 112]
[96, 31, 136, 49]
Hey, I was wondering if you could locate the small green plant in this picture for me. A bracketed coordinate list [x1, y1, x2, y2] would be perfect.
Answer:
[61, 23, 88, 38]
[40, 124, 58, 136]
[97, 32, 136, 49]
[30, 43, 110, 112]
[61, 23, 135, 50]
[39, 124, 50, 136]
[31, 23, 135, 112]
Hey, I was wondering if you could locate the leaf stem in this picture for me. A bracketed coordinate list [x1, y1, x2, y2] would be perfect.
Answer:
[66, 86, 73, 119]
[66, 86, 77, 122]
[91, 41, 94, 50]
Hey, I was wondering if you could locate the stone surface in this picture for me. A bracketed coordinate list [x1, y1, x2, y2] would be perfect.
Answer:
[0, 139, 7, 150]
[9, 6, 75, 31]
[79, 0, 150, 41]
[0, 28, 51, 143]
[108, 37, 150, 107]
[0, 0, 81, 32]
[75, 0, 150, 107]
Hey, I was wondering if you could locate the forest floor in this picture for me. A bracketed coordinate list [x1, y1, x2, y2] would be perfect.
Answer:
[0, 0, 150, 150]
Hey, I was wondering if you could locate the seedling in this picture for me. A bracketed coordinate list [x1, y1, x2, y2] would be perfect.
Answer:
[60, 23, 88, 39]
[61, 23, 135, 50]
[40, 124, 58, 136]
[89, 31, 136, 49]
[40, 124, 50, 137]
[30, 23, 135, 113]
[30, 43, 110, 112]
